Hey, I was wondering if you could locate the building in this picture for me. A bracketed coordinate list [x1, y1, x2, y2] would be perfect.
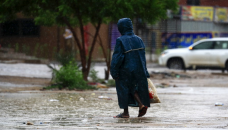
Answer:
[0, 14, 110, 61]
[2, 0, 228, 62]
[159, 0, 228, 49]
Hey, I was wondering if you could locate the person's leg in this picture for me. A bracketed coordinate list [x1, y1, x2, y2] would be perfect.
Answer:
[134, 91, 148, 117]
[113, 107, 129, 118]
[113, 80, 130, 118]
[134, 91, 144, 109]
[123, 108, 129, 116]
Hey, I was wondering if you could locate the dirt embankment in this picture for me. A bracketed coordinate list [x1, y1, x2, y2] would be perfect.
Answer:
[150, 70, 228, 88]
[1, 69, 228, 93]
[0, 75, 51, 92]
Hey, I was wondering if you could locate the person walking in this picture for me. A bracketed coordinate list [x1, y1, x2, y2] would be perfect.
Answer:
[111, 18, 150, 118]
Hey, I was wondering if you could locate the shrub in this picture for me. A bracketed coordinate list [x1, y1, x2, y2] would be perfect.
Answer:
[46, 51, 94, 90]
[56, 51, 76, 67]
[89, 68, 99, 82]
[107, 79, 116, 87]
[15, 43, 19, 52]
[46, 62, 94, 90]
[55, 62, 88, 89]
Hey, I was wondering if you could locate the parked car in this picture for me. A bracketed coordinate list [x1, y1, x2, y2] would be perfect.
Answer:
[158, 38, 228, 72]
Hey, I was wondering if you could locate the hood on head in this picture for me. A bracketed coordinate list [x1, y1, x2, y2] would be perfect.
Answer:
[117, 18, 133, 35]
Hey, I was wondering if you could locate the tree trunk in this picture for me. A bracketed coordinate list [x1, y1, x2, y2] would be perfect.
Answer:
[85, 30, 111, 80]
[63, 17, 88, 81]
[86, 21, 102, 80]
[64, 17, 102, 81]
[104, 23, 112, 80]
[78, 18, 88, 81]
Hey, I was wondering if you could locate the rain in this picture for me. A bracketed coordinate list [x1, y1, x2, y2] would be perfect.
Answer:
[0, 0, 228, 129]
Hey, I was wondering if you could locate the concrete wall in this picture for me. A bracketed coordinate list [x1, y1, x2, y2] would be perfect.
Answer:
[0, 22, 110, 61]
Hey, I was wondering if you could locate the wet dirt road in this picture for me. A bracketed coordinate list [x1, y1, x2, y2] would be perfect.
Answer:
[0, 62, 228, 129]
[0, 86, 228, 130]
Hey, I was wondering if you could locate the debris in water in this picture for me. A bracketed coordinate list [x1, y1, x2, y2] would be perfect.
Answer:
[91, 93, 95, 96]
[79, 97, 84, 101]
[98, 96, 112, 100]
[156, 82, 171, 88]
[215, 102, 224, 106]
[150, 71, 191, 79]
[161, 82, 170, 86]
[26, 122, 33, 125]
[82, 119, 88, 122]
[173, 84, 178, 87]
[49, 99, 59, 102]
[97, 83, 108, 88]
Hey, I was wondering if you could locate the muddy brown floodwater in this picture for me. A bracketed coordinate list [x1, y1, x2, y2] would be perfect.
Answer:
[0, 87, 228, 130]
[0, 70, 228, 129]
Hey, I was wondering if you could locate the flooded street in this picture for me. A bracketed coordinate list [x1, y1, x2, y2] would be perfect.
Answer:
[0, 63, 228, 129]
[2, 0, 228, 129]
[1, 86, 228, 129]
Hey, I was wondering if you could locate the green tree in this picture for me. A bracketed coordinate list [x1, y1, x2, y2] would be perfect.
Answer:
[0, 0, 178, 80]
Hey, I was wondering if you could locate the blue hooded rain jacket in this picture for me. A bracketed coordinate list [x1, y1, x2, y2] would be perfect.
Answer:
[110, 18, 150, 109]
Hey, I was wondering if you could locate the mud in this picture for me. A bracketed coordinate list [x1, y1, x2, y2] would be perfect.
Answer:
[0, 75, 51, 85]
[150, 70, 228, 88]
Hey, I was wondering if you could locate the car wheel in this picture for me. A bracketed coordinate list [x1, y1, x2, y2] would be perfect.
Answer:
[168, 58, 184, 70]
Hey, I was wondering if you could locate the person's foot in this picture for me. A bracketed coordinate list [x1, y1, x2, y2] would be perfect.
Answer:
[113, 113, 130, 118]
[139, 105, 144, 110]
[138, 105, 148, 117]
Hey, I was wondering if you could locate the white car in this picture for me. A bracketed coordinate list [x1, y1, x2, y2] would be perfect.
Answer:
[159, 38, 228, 72]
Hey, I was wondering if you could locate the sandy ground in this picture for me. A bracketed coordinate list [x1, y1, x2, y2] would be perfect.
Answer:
[0, 63, 228, 129]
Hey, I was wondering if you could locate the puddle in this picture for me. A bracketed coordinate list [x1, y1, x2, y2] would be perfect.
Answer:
[1, 88, 228, 129]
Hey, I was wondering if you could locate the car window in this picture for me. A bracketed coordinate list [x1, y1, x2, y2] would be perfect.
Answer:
[214, 41, 228, 49]
[193, 41, 214, 50]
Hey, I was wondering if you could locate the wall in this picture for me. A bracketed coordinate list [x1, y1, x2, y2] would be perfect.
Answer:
[0, 22, 109, 61]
